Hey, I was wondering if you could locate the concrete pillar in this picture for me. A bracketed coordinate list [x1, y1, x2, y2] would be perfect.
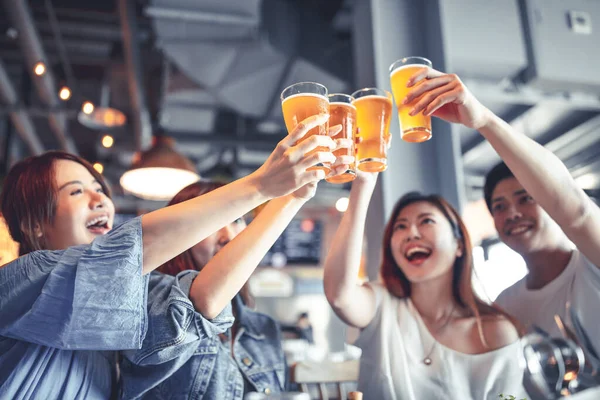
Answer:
[353, 0, 466, 279]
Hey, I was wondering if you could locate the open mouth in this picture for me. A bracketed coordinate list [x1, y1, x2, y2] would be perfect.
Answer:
[404, 245, 433, 264]
[86, 215, 110, 233]
[505, 224, 533, 236]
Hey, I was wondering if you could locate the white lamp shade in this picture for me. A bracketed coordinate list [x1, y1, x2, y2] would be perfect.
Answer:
[120, 167, 200, 201]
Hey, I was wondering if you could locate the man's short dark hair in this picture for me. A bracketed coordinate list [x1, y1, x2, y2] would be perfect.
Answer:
[483, 162, 514, 212]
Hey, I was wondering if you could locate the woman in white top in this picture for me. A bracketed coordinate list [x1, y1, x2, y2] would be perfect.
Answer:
[323, 173, 528, 399]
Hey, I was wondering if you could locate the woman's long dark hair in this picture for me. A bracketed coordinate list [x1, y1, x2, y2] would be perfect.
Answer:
[380, 192, 522, 344]
[158, 180, 254, 307]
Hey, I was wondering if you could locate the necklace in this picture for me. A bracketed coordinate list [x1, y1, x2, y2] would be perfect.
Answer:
[421, 304, 456, 366]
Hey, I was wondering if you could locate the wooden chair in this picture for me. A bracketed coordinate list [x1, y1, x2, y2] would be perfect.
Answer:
[290, 359, 360, 400]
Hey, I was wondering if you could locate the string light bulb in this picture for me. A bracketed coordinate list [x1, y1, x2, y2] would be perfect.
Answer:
[101, 135, 114, 148]
[82, 101, 94, 115]
[93, 163, 104, 174]
[59, 86, 71, 101]
[33, 62, 45, 76]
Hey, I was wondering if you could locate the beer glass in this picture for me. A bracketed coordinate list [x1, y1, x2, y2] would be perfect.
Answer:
[389, 57, 433, 143]
[281, 82, 330, 173]
[351, 88, 393, 172]
[325, 93, 356, 184]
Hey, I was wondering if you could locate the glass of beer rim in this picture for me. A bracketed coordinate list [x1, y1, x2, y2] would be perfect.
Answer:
[351, 87, 392, 101]
[389, 56, 432, 74]
[328, 93, 354, 104]
[280, 81, 328, 102]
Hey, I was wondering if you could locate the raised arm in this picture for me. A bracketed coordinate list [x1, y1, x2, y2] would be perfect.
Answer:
[190, 195, 307, 319]
[477, 115, 600, 266]
[323, 173, 379, 328]
[403, 69, 600, 268]
[189, 134, 353, 319]
[141, 114, 336, 274]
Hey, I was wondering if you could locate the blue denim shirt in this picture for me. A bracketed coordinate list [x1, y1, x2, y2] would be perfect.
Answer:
[0, 217, 148, 400]
[120, 271, 287, 400]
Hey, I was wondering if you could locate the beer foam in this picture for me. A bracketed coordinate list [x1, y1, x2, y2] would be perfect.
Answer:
[330, 101, 357, 110]
[352, 95, 391, 105]
[390, 63, 428, 77]
[281, 92, 328, 104]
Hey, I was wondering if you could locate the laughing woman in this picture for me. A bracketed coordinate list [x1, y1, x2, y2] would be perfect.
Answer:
[323, 171, 528, 399]
[0, 113, 340, 400]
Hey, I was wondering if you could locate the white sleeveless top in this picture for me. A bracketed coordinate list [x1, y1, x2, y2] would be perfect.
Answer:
[354, 284, 528, 399]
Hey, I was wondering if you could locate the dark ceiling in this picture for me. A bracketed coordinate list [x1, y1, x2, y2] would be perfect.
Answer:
[1, 0, 599, 211]
[0, 0, 354, 210]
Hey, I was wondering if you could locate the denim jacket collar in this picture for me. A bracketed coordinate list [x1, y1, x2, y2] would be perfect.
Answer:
[233, 295, 267, 341]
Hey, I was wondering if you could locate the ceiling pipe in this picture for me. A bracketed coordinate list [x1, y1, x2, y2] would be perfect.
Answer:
[118, 0, 153, 152]
[0, 59, 44, 155]
[2, 0, 76, 154]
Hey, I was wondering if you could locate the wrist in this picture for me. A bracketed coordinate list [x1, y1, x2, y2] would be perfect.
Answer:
[285, 193, 310, 206]
[243, 171, 272, 203]
[353, 175, 378, 189]
[475, 107, 496, 131]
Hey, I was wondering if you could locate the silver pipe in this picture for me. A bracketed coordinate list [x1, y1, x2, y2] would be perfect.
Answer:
[0, 59, 44, 155]
[118, 0, 153, 151]
[3, 0, 76, 154]
[144, 6, 257, 26]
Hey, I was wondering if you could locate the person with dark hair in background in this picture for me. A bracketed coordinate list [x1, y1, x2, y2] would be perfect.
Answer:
[295, 312, 314, 344]
[118, 123, 354, 399]
[0, 112, 351, 399]
[323, 168, 526, 399]
[398, 67, 600, 357]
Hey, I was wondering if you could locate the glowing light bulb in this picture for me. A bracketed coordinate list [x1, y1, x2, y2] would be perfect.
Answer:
[93, 163, 104, 174]
[34, 62, 45, 76]
[82, 101, 94, 115]
[59, 86, 71, 100]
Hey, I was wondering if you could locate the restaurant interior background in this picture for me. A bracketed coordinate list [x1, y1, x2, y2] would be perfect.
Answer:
[1, 0, 600, 362]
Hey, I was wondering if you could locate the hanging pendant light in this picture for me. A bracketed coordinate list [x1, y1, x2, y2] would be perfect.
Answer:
[77, 67, 127, 130]
[120, 136, 200, 201]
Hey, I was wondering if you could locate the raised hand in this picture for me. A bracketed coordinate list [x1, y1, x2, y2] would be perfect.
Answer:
[292, 126, 355, 201]
[403, 68, 492, 130]
[252, 113, 338, 199]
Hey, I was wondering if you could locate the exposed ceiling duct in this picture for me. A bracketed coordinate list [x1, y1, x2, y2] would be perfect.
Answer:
[0, 59, 44, 155]
[146, 0, 350, 133]
[3, 0, 76, 154]
[118, 0, 153, 152]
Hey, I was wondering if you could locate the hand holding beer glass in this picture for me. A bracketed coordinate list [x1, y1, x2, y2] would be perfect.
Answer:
[281, 82, 331, 174]
[389, 57, 433, 143]
[351, 88, 393, 173]
[325, 93, 357, 184]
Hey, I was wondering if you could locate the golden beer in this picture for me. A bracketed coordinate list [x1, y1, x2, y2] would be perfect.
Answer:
[390, 57, 432, 143]
[351, 89, 393, 172]
[281, 83, 330, 173]
[326, 94, 356, 184]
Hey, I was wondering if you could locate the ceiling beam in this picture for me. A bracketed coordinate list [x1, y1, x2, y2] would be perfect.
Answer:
[545, 114, 600, 161]
[118, 0, 153, 151]
[0, 59, 44, 155]
[3, 0, 77, 154]
[170, 131, 285, 152]
[463, 108, 599, 169]
[461, 104, 532, 159]
[463, 78, 600, 111]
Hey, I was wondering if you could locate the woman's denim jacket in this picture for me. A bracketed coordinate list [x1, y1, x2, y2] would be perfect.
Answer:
[120, 271, 287, 399]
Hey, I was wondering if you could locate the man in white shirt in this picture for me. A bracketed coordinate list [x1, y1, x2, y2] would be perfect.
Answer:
[485, 161, 600, 356]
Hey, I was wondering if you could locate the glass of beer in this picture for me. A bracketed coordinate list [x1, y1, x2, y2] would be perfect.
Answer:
[281, 82, 330, 173]
[389, 57, 433, 143]
[325, 93, 357, 184]
[351, 88, 393, 173]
